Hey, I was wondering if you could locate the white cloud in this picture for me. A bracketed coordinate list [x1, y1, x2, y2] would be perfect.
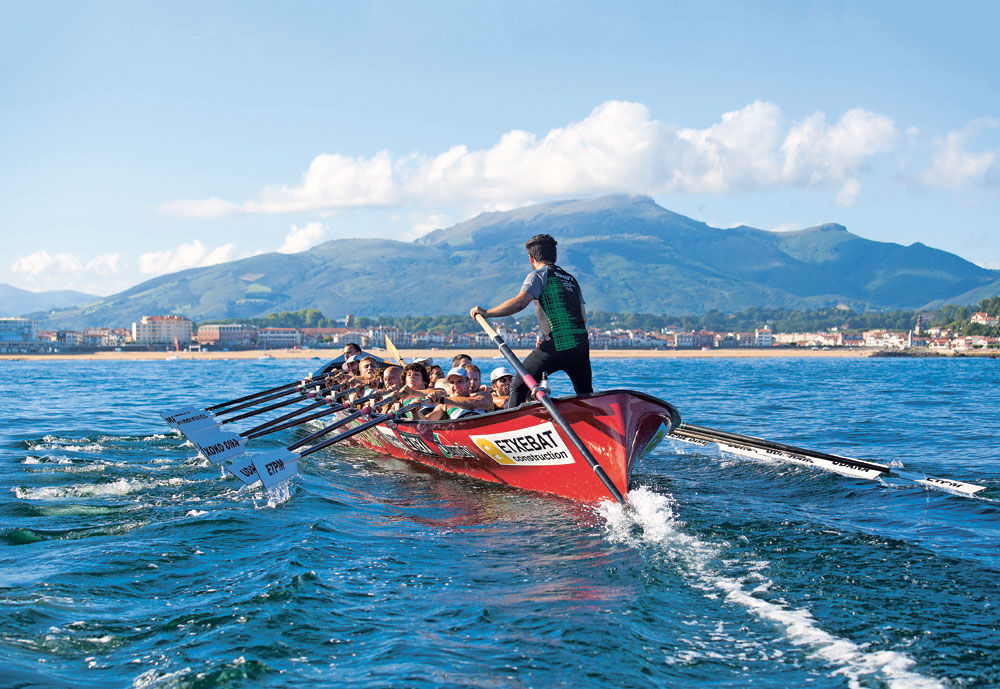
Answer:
[86, 253, 122, 275]
[919, 118, 998, 190]
[12, 250, 83, 276]
[137, 240, 238, 276]
[835, 179, 862, 206]
[11, 250, 122, 277]
[278, 222, 328, 253]
[8, 250, 123, 295]
[162, 100, 900, 217]
[406, 212, 453, 239]
[769, 222, 804, 233]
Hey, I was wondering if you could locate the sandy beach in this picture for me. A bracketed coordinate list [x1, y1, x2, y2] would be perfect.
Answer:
[3, 347, 996, 363]
[2, 347, 881, 362]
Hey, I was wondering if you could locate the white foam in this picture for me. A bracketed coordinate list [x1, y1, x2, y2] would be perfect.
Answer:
[22, 456, 75, 465]
[13, 477, 192, 500]
[29, 436, 104, 452]
[598, 486, 944, 689]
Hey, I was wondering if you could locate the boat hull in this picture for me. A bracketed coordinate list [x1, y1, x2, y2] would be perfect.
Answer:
[326, 390, 680, 502]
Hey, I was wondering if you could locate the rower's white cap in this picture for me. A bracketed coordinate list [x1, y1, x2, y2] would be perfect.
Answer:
[446, 366, 469, 379]
[490, 366, 514, 383]
[412, 356, 432, 365]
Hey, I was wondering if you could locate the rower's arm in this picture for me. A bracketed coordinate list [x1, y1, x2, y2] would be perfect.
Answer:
[483, 291, 533, 318]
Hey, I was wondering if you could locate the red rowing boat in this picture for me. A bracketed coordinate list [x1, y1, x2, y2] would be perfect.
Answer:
[326, 389, 680, 502]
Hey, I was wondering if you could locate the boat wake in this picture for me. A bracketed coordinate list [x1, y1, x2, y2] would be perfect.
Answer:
[597, 486, 944, 689]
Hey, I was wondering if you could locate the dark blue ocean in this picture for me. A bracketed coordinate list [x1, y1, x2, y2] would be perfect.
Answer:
[2, 357, 999, 689]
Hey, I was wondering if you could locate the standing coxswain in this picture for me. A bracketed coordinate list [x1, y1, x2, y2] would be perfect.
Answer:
[470, 233, 592, 407]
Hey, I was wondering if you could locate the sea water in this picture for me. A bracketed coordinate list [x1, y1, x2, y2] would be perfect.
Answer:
[1, 357, 998, 688]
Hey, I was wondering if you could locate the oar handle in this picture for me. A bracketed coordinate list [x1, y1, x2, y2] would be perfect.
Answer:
[472, 313, 626, 504]
[220, 380, 340, 425]
[282, 391, 399, 449]
[297, 402, 422, 459]
[207, 379, 303, 413]
[242, 397, 331, 438]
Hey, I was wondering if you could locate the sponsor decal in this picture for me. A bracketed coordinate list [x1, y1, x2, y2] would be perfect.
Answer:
[433, 433, 477, 460]
[397, 431, 440, 457]
[470, 422, 575, 466]
[374, 426, 407, 451]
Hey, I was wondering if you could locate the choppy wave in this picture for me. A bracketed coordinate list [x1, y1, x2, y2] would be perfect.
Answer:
[2, 357, 998, 688]
[598, 487, 945, 689]
[13, 477, 195, 500]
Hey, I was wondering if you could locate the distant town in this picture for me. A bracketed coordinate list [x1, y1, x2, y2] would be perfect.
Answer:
[2, 309, 998, 355]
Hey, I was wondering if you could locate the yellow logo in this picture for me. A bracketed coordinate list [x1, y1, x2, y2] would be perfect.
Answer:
[474, 437, 515, 465]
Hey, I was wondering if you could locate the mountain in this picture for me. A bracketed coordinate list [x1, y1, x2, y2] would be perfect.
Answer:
[0, 283, 99, 317]
[37, 195, 1000, 329]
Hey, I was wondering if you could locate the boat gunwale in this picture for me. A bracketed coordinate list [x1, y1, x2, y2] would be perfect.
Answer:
[388, 388, 681, 429]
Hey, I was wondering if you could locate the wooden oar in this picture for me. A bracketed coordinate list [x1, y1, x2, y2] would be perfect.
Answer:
[187, 389, 394, 465]
[171, 377, 352, 444]
[217, 380, 348, 425]
[160, 359, 344, 423]
[227, 401, 422, 490]
[472, 313, 627, 504]
[384, 334, 406, 366]
[670, 423, 986, 497]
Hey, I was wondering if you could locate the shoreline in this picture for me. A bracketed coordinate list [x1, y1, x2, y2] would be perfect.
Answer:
[2, 346, 990, 362]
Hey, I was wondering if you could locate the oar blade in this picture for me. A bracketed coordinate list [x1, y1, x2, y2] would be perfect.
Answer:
[188, 428, 247, 465]
[160, 406, 202, 428]
[252, 448, 299, 490]
[893, 470, 986, 496]
[226, 454, 261, 488]
[384, 334, 405, 366]
[173, 411, 220, 439]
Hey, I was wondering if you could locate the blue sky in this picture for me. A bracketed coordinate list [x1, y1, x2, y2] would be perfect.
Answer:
[2, 0, 998, 296]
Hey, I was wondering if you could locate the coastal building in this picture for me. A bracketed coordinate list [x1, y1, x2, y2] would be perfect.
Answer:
[0, 317, 38, 343]
[197, 324, 258, 347]
[970, 312, 997, 326]
[863, 330, 909, 348]
[335, 330, 366, 347]
[257, 327, 302, 349]
[132, 315, 193, 345]
[754, 326, 773, 347]
[674, 331, 695, 348]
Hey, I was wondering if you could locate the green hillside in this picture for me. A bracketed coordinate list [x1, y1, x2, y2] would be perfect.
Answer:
[37, 195, 999, 329]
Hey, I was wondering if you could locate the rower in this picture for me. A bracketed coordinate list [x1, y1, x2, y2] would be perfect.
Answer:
[463, 363, 485, 393]
[424, 367, 494, 420]
[343, 354, 361, 376]
[489, 366, 514, 409]
[470, 233, 592, 407]
[427, 364, 446, 390]
[394, 362, 443, 419]
[382, 365, 404, 390]
[451, 353, 472, 368]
